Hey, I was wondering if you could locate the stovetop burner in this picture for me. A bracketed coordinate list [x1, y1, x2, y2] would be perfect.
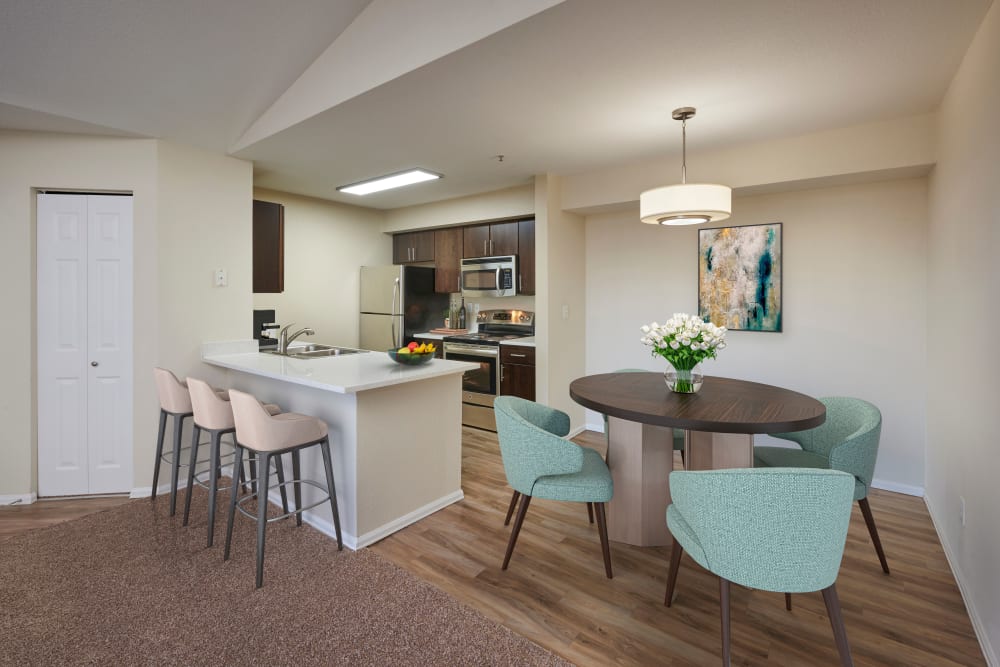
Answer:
[443, 308, 534, 346]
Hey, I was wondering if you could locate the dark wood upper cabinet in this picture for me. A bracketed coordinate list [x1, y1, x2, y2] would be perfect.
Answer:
[393, 230, 435, 264]
[464, 220, 519, 258]
[253, 199, 284, 293]
[517, 218, 535, 295]
[434, 227, 463, 294]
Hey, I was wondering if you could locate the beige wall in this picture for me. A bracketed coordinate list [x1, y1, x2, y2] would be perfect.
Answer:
[585, 179, 929, 492]
[383, 184, 533, 232]
[926, 1, 1000, 661]
[252, 188, 390, 347]
[534, 175, 586, 425]
[0, 131, 252, 496]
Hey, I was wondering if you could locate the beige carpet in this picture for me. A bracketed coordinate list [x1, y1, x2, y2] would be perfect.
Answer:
[0, 487, 570, 666]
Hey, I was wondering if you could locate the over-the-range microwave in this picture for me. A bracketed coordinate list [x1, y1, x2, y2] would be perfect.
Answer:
[460, 255, 517, 298]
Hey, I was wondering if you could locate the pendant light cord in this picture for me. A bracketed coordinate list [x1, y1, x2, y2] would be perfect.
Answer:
[680, 117, 688, 185]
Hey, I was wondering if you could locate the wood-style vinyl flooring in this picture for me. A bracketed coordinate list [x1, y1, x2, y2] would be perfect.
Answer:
[2, 428, 984, 666]
[373, 428, 984, 667]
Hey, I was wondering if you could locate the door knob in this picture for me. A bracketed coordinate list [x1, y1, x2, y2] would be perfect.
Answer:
[90, 361, 98, 367]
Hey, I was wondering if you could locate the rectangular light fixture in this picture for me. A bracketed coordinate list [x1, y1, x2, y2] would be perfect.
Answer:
[337, 168, 442, 195]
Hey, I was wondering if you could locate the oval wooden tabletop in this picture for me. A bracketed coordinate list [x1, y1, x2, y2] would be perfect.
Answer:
[569, 372, 826, 434]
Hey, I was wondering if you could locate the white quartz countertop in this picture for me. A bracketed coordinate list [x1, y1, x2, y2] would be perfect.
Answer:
[202, 348, 476, 394]
[501, 336, 535, 347]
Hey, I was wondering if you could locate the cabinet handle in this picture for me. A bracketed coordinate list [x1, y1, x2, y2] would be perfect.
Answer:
[483, 239, 487, 255]
[509, 353, 527, 358]
[519, 274, 522, 291]
[500, 365, 504, 382]
[490, 239, 494, 254]
[90, 361, 99, 367]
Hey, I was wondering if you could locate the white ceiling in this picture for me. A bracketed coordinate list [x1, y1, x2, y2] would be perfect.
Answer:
[1, 0, 991, 209]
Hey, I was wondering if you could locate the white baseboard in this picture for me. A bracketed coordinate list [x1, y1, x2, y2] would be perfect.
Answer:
[130, 480, 189, 499]
[1, 492, 37, 506]
[925, 492, 997, 666]
[567, 424, 589, 438]
[584, 422, 605, 434]
[263, 488, 466, 551]
[871, 478, 924, 497]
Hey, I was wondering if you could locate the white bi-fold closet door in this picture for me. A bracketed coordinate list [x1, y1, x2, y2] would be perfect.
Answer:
[37, 193, 134, 496]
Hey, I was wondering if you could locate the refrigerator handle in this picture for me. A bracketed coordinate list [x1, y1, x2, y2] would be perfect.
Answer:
[391, 277, 400, 348]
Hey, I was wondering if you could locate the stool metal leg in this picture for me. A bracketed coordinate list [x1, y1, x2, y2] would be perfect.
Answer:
[248, 457, 257, 495]
[320, 439, 343, 550]
[151, 409, 167, 501]
[292, 449, 303, 527]
[182, 423, 202, 526]
[274, 455, 289, 514]
[206, 429, 222, 547]
[169, 414, 188, 516]
[223, 445, 244, 562]
[256, 452, 271, 589]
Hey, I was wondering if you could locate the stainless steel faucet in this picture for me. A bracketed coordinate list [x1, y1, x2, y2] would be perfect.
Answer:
[277, 324, 315, 355]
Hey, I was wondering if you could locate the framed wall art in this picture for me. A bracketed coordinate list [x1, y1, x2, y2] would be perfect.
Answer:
[698, 222, 782, 332]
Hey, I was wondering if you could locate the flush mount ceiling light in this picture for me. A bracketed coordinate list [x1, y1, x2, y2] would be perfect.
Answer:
[640, 107, 731, 226]
[337, 168, 442, 195]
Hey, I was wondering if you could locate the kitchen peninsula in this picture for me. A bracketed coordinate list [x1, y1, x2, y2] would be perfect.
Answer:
[201, 342, 476, 549]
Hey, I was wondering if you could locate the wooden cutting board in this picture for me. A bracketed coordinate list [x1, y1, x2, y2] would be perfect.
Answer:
[428, 327, 468, 334]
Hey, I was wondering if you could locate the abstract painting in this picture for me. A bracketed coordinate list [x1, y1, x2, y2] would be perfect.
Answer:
[698, 223, 782, 332]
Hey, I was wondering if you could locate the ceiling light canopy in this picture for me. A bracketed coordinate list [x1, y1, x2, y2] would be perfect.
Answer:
[640, 107, 731, 226]
[338, 168, 441, 195]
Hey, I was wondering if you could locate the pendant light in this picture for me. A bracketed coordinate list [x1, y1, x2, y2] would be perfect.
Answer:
[640, 107, 731, 226]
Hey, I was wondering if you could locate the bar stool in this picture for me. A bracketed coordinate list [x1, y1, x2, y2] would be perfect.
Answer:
[224, 389, 343, 589]
[183, 377, 284, 547]
[152, 368, 227, 516]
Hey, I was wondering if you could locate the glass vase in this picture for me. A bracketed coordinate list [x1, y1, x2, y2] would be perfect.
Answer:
[664, 362, 703, 394]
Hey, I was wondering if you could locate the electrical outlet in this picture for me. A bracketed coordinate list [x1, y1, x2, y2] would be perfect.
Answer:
[960, 496, 966, 527]
[561, 304, 570, 320]
[214, 268, 228, 287]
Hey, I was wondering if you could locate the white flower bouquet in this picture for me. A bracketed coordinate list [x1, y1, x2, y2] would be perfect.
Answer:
[640, 314, 727, 392]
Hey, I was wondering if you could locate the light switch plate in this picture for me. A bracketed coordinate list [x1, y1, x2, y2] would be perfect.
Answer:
[214, 268, 228, 287]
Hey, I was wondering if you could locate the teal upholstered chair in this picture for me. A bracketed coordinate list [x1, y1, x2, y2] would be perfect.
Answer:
[605, 369, 686, 467]
[753, 396, 889, 574]
[664, 468, 856, 667]
[494, 396, 614, 578]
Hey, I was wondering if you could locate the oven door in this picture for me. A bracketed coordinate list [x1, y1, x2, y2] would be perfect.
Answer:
[443, 343, 498, 401]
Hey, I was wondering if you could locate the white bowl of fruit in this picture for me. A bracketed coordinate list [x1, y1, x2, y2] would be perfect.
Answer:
[387, 341, 436, 365]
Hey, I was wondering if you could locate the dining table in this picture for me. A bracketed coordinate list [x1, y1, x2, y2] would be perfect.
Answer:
[569, 372, 826, 547]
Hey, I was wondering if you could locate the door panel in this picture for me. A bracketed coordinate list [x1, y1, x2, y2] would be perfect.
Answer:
[87, 195, 133, 494]
[37, 193, 133, 497]
[38, 195, 89, 496]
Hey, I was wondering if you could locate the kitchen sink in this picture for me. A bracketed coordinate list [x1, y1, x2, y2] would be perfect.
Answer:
[267, 344, 369, 358]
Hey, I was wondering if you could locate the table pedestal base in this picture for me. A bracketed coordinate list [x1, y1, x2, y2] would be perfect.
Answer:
[605, 423, 756, 547]
[685, 431, 754, 470]
[605, 417, 674, 547]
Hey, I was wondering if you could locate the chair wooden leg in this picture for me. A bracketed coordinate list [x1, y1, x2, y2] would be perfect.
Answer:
[664, 539, 683, 606]
[594, 502, 613, 579]
[720, 577, 732, 667]
[785, 593, 793, 611]
[858, 498, 890, 574]
[504, 490, 520, 526]
[586, 501, 594, 524]
[502, 494, 531, 570]
[822, 584, 855, 667]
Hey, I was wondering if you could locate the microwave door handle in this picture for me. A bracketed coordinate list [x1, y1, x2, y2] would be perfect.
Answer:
[495, 267, 501, 294]
[391, 277, 400, 347]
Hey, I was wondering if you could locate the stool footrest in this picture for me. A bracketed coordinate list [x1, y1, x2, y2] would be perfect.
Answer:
[234, 479, 332, 523]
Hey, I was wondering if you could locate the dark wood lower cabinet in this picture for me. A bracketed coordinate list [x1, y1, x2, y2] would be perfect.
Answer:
[500, 345, 535, 401]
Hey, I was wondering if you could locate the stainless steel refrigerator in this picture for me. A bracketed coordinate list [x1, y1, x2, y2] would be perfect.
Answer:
[359, 265, 448, 351]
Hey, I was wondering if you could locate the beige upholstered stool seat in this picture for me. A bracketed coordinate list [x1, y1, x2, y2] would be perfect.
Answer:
[152, 367, 228, 516]
[225, 389, 343, 588]
[183, 377, 282, 547]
